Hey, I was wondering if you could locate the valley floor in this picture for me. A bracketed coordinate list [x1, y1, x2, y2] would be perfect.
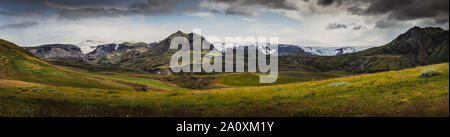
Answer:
[0, 63, 448, 117]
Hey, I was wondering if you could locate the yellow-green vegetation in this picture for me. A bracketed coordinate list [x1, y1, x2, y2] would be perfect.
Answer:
[1, 63, 448, 117]
[0, 39, 184, 91]
[218, 71, 351, 87]
[70, 69, 186, 91]
[1, 39, 127, 90]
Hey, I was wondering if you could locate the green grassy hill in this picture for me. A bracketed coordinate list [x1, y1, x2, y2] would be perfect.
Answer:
[357, 27, 449, 65]
[280, 54, 418, 73]
[0, 39, 183, 91]
[1, 62, 447, 117]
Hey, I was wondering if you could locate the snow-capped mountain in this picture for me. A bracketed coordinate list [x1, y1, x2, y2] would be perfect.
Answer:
[75, 38, 369, 57]
[335, 47, 364, 55]
[277, 44, 309, 56]
[75, 40, 129, 54]
[217, 43, 279, 55]
[217, 44, 371, 56]
[76, 40, 112, 54]
[300, 46, 371, 56]
[75, 40, 157, 54]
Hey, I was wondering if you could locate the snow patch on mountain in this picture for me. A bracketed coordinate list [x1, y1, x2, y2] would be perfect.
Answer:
[75, 40, 112, 54]
[300, 46, 371, 56]
[75, 40, 129, 54]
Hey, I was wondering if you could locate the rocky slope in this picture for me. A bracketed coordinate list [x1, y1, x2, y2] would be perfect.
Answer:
[84, 42, 150, 64]
[24, 44, 84, 59]
[112, 31, 214, 73]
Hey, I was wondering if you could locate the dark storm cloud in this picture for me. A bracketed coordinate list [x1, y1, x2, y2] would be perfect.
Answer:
[211, 0, 448, 25]
[326, 23, 347, 30]
[128, 0, 183, 14]
[317, 0, 341, 7]
[0, 0, 192, 20]
[374, 19, 408, 29]
[364, 0, 448, 20]
[54, 0, 189, 20]
[225, 6, 262, 16]
[213, 0, 296, 10]
[58, 8, 133, 20]
[315, 0, 449, 25]
[0, 0, 448, 26]
[0, 21, 38, 29]
[346, 0, 449, 28]
[210, 0, 296, 16]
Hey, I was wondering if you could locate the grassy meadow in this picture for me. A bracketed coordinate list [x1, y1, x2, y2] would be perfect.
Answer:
[218, 71, 352, 87]
[0, 62, 448, 117]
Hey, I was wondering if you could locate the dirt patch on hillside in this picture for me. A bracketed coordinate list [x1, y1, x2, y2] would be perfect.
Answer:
[123, 74, 225, 89]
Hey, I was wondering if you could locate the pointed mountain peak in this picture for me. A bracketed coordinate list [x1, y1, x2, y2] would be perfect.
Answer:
[168, 30, 189, 39]
[172, 30, 186, 35]
[409, 26, 422, 31]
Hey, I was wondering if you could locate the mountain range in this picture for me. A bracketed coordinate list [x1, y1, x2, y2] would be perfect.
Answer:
[24, 38, 368, 60]
[19, 26, 450, 74]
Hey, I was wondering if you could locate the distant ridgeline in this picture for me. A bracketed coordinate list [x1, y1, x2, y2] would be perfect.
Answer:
[19, 26, 450, 74]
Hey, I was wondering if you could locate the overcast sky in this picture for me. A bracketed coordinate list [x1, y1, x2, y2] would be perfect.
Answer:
[0, 0, 448, 47]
